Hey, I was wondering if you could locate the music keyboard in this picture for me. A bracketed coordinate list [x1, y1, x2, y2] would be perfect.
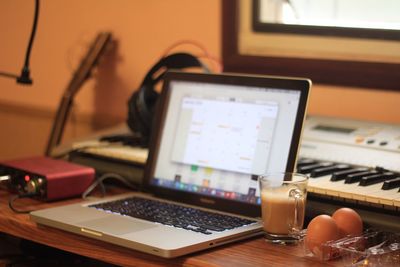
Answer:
[298, 116, 399, 231]
[296, 158, 400, 209]
[299, 116, 400, 210]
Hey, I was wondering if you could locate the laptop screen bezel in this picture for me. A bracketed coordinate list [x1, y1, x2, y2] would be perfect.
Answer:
[143, 71, 311, 218]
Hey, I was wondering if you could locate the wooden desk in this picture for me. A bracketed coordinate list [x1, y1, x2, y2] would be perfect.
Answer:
[0, 190, 340, 267]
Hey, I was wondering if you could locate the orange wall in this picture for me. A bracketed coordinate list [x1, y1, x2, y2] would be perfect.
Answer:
[0, 0, 399, 159]
[0, 0, 221, 118]
[308, 85, 400, 124]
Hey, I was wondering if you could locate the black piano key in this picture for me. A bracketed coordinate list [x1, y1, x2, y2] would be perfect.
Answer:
[382, 177, 400, 190]
[331, 167, 369, 181]
[297, 158, 318, 168]
[359, 172, 398, 186]
[345, 171, 378, 184]
[310, 164, 351, 178]
[297, 162, 334, 174]
[375, 166, 390, 173]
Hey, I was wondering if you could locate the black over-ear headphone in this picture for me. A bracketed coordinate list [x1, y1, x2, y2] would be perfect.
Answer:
[127, 52, 209, 145]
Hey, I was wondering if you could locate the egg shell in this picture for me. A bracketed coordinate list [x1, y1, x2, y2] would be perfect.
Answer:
[332, 208, 363, 238]
[305, 214, 339, 258]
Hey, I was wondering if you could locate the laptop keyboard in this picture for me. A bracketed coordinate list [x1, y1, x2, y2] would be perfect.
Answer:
[89, 197, 255, 235]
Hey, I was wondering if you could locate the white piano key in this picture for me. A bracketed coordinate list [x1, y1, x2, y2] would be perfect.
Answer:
[394, 196, 400, 207]
[84, 146, 148, 164]
[308, 175, 342, 197]
[337, 183, 369, 201]
[308, 172, 400, 207]
[354, 183, 398, 204]
[311, 175, 360, 200]
[364, 187, 399, 206]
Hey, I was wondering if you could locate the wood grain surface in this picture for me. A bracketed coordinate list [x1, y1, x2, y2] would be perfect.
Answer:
[0, 189, 342, 267]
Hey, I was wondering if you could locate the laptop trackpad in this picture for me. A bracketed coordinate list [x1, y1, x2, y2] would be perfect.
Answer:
[78, 215, 157, 235]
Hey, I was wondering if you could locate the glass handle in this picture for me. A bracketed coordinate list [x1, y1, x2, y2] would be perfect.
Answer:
[289, 188, 303, 236]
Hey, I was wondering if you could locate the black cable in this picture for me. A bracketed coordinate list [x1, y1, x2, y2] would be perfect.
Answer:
[82, 173, 139, 199]
[8, 193, 39, 214]
[0, 0, 40, 85]
[16, 0, 39, 85]
[23, 0, 39, 71]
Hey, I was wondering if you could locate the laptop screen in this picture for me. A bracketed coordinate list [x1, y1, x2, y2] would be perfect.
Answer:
[145, 71, 310, 216]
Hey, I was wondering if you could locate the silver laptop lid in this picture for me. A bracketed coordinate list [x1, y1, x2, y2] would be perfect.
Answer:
[144, 71, 311, 217]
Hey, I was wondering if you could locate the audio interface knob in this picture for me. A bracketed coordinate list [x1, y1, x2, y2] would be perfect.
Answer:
[26, 180, 38, 194]
[26, 178, 43, 195]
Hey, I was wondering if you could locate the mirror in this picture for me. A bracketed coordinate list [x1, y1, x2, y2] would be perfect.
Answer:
[222, 0, 400, 90]
[258, 0, 400, 30]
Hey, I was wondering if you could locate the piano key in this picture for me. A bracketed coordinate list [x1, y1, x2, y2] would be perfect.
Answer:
[308, 175, 342, 197]
[364, 187, 400, 206]
[311, 172, 356, 196]
[375, 166, 391, 173]
[338, 183, 373, 201]
[297, 158, 400, 210]
[306, 167, 359, 197]
[309, 170, 398, 205]
[330, 167, 369, 181]
[345, 171, 378, 184]
[382, 177, 400, 190]
[297, 162, 334, 174]
[394, 196, 400, 207]
[329, 178, 368, 199]
[359, 172, 398, 186]
[310, 164, 351, 178]
[83, 146, 148, 164]
[339, 181, 399, 205]
[297, 158, 319, 168]
[308, 175, 331, 194]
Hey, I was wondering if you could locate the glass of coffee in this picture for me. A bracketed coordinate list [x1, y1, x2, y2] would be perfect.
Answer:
[258, 172, 308, 244]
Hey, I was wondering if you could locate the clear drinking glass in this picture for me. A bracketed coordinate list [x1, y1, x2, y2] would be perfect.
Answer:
[258, 172, 308, 244]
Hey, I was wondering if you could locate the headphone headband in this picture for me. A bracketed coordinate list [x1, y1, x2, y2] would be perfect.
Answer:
[127, 52, 210, 146]
[141, 52, 209, 88]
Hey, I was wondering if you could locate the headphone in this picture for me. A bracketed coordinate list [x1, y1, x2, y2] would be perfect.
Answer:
[127, 52, 210, 146]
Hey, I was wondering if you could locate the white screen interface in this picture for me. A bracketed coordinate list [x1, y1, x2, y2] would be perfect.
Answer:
[152, 80, 302, 205]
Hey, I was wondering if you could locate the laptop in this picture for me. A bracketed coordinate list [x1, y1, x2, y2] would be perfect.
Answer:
[30, 71, 311, 258]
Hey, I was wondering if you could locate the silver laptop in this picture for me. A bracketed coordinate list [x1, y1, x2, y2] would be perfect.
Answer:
[31, 71, 311, 258]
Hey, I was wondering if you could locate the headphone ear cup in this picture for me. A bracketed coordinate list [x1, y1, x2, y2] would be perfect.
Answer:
[127, 84, 159, 140]
[127, 89, 140, 134]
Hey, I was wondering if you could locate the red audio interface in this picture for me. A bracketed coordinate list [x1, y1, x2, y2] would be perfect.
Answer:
[0, 156, 95, 200]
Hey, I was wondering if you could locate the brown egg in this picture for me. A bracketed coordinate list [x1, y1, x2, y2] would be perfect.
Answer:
[305, 214, 339, 258]
[332, 207, 363, 238]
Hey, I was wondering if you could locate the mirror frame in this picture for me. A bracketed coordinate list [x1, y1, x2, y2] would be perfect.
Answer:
[222, 0, 400, 91]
